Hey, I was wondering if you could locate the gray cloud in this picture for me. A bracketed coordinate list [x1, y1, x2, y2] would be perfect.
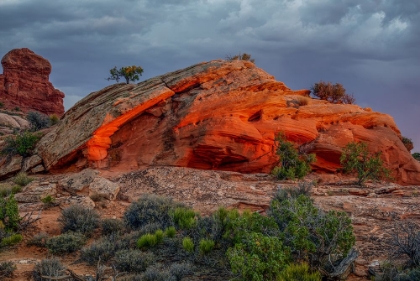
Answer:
[0, 0, 419, 149]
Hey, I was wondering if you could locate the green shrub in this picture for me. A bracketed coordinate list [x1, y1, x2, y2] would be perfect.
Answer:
[137, 233, 158, 249]
[227, 232, 288, 281]
[58, 205, 99, 236]
[0, 261, 16, 278]
[311, 81, 355, 104]
[269, 191, 355, 275]
[0, 194, 20, 231]
[0, 233, 22, 247]
[173, 207, 196, 229]
[0, 131, 41, 157]
[340, 141, 391, 185]
[412, 152, 420, 161]
[32, 257, 66, 281]
[13, 172, 33, 186]
[124, 194, 181, 230]
[182, 237, 194, 253]
[224, 210, 279, 244]
[165, 226, 176, 238]
[27, 232, 49, 247]
[199, 239, 215, 255]
[41, 195, 55, 207]
[277, 263, 321, 281]
[101, 218, 125, 236]
[155, 229, 164, 243]
[45, 232, 86, 254]
[27, 111, 51, 131]
[115, 249, 155, 273]
[272, 132, 315, 180]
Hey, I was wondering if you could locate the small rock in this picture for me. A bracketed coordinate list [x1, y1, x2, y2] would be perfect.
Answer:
[31, 164, 45, 174]
[14, 182, 57, 203]
[0, 155, 23, 179]
[22, 155, 42, 172]
[89, 177, 120, 200]
[58, 168, 99, 193]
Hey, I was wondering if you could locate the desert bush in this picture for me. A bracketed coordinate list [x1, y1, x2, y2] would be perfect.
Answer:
[276, 263, 321, 281]
[311, 81, 355, 104]
[80, 236, 117, 264]
[269, 191, 355, 275]
[124, 194, 181, 230]
[27, 111, 50, 131]
[227, 232, 288, 281]
[45, 232, 86, 254]
[169, 262, 193, 281]
[402, 137, 414, 151]
[115, 249, 155, 273]
[390, 222, 420, 268]
[0, 184, 22, 197]
[272, 132, 315, 180]
[226, 53, 255, 63]
[32, 257, 66, 281]
[340, 141, 391, 185]
[172, 207, 197, 229]
[101, 218, 125, 236]
[41, 195, 56, 208]
[13, 172, 33, 186]
[49, 114, 60, 125]
[0, 131, 41, 157]
[199, 239, 215, 255]
[413, 153, 420, 161]
[141, 265, 172, 281]
[0, 194, 20, 231]
[0, 233, 22, 247]
[224, 209, 279, 245]
[58, 204, 99, 236]
[0, 261, 16, 278]
[27, 232, 49, 247]
[182, 237, 194, 253]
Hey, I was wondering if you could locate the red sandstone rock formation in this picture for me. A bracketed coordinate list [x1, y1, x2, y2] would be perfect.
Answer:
[35, 60, 420, 184]
[0, 48, 65, 116]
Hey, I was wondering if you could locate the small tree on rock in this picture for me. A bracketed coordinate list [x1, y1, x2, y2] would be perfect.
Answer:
[272, 132, 316, 180]
[311, 81, 355, 104]
[226, 53, 255, 63]
[107, 66, 144, 84]
[340, 141, 391, 185]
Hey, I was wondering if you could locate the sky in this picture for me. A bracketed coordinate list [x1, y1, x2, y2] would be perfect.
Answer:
[0, 0, 419, 151]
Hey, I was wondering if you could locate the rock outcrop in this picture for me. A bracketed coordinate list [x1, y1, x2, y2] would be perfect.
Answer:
[35, 60, 420, 184]
[0, 48, 65, 116]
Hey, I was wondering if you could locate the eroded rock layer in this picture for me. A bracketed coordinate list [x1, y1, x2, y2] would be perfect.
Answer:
[0, 48, 65, 116]
[35, 60, 420, 184]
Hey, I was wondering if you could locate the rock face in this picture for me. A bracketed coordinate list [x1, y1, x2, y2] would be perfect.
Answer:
[0, 48, 65, 116]
[35, 60, 420, 184]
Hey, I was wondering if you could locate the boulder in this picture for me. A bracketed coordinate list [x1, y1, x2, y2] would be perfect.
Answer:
[0, 48, 65, 116]
[89, 177, 120, 200]
[22, 155, 42, 172]
[0, 155, 23, 179]
[35, 60, 420, 184]
[58, 168, 99, 194]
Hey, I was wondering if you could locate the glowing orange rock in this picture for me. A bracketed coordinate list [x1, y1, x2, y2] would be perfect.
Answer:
[35, 60, 420, 185]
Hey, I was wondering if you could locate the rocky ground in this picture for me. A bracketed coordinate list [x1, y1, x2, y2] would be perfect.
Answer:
[1, 167, 419, 280]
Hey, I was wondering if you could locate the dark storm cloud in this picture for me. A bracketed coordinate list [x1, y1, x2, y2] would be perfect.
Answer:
[0, 0, 419, 149]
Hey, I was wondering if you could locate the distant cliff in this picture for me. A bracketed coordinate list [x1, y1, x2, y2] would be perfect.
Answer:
[0, 48, 65, 116]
